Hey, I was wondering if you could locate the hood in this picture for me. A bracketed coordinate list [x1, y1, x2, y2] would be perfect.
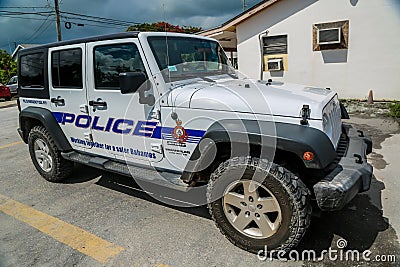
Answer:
[167, 79, 336, 120]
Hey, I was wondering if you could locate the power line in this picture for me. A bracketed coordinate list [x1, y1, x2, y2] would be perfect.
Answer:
[0, 15, 53, 21]
[31, 21, 53, 42]
[73, 23, 128, 30]
[61, 11, 139, 25]
[0, 11, 53, 18]
[0, 9, 139, 27]
[60, 16, 127, 30]
[26, 15, 52, 42]
[0, 6, 49, 9]
[0, 7, 142, 49]
[61, 14, 133, 27]
[0, 11, 53, 14]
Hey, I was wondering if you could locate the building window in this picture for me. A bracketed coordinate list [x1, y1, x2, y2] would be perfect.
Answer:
[20, 52, 45, 89]
[94, 43, 146, 90]
[262, 35, 288, 72]
[263, 35, 288, 55]
[313, 20, 349, 51]
[52, 48, 83, 88]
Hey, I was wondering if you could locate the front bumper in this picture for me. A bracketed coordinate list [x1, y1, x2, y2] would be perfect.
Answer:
[313, 124, 373, 211]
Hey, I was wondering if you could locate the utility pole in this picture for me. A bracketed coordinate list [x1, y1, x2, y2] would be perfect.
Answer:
[54, 0, 62, 41]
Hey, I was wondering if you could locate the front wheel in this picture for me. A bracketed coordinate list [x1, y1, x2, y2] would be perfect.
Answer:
[207, 157, 311, 254]
[28, 126, 73, 182]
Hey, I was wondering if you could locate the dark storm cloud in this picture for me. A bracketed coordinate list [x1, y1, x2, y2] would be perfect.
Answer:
[165, 0, 245, 18]
[0, 0, 263, 53]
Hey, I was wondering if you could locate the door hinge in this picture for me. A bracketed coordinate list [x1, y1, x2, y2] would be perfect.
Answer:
[80, 104, 89, 114]
[150, 109, 161, 120]
[151, 143, 163, 154]
[84, 133, 93, 142]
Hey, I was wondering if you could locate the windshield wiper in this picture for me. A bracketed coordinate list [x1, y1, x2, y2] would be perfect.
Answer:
[171, 73, 213, 82]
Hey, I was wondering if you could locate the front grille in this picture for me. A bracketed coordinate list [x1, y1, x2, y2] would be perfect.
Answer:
[324, 96, 342, 148]
[333, 133, 348, 164]
[332, 99, 342, 147]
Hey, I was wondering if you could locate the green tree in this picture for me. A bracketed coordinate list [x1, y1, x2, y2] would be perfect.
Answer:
[0, 50, 17, 85]
[127, 22, 202, 34]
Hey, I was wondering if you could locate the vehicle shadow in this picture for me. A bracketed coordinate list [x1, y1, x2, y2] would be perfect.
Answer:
[71, 166, 397, 259]
[95, 171, 211, 219]
[60, 164, 103, 184]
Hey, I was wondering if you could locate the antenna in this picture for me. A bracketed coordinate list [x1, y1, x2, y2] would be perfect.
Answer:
[163, 3, 167, 32]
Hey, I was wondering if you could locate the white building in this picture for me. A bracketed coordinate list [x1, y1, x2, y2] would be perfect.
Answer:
[200, 0, 400, 100]
[11, 44, 38, 61]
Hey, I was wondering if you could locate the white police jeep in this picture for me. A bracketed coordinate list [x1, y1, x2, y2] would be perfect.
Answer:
[17, 32, 372, 254]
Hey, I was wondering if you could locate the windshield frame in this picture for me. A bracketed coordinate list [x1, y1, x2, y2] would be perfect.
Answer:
[147, 36, 235, 82]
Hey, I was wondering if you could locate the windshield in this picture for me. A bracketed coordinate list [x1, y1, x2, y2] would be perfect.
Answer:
[147, 36, 235, 82]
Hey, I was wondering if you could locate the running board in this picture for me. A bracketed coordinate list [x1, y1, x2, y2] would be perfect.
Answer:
[61, 151, 189, 191]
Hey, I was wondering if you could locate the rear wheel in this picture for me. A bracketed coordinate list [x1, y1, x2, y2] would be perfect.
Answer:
[207, 156, 311, 254]
[28, 126, 73, 182]
[5, 96, 11, 101]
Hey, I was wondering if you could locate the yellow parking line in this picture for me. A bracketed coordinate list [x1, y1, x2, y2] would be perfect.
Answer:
[0, 194, 124, 263]
[0, 141, 23, 150]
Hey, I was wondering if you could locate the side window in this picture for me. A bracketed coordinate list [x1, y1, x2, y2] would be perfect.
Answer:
[20, 53, 45, 88]
[94, 43, 145, 90]
[52, 48, 83, 88]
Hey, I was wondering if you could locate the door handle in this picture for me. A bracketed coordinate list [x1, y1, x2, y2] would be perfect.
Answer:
[51, 97, 65, 105]
[89, 100, 107, 108]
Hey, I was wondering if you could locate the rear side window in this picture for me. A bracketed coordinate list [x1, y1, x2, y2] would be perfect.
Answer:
[94, 43, 145, 90]
[20, 53, 45, 88]
[52, 48, 83, 88]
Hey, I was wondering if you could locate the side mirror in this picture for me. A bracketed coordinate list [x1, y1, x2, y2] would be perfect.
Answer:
[119, 71, 147, 94]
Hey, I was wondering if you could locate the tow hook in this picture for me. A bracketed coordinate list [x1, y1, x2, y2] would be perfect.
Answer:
[354, 154, 363, 164]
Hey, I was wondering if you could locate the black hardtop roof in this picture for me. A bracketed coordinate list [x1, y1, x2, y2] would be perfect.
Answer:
[19, 31, 140, 54]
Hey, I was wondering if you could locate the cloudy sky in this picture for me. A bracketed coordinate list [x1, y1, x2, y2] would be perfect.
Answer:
[0, 0, 263, 54]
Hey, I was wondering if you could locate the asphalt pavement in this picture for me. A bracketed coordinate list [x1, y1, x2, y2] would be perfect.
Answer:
[0, 105, 399, 267]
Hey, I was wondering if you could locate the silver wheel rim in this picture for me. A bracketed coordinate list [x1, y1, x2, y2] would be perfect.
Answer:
[223, 180, 282, 239]
[34, 139, 53, 172]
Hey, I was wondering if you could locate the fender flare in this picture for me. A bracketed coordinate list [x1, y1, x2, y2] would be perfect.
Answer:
[19, 107, 72, 152]
[184, 119, 336, 178]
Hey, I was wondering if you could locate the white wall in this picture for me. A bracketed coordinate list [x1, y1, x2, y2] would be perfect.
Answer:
[237, 0, 400, 99]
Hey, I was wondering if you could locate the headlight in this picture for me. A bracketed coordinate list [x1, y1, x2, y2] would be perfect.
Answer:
[322, 113, 329, 131]
[323, 113, 332, 136]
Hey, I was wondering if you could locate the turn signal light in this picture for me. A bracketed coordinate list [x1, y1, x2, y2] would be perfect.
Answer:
[303, 151, 314, 161]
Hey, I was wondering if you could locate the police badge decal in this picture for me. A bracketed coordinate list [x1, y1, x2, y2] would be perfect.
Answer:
[172, 120, 189, 143]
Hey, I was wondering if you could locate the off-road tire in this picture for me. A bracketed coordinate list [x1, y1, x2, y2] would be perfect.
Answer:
[207, 156, 311, 254]
[28, 126, 73, 182]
